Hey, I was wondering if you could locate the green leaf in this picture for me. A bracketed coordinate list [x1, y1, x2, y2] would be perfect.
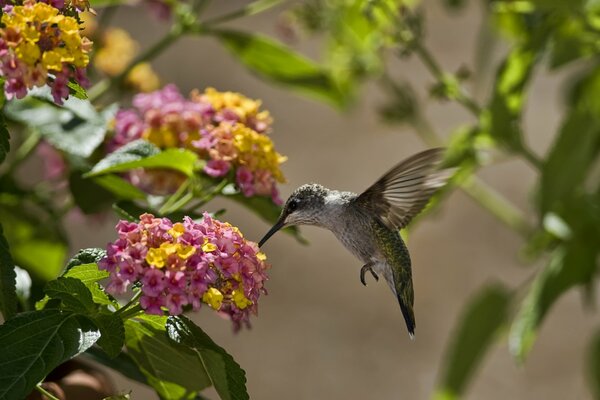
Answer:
[0, 223, 17, 320]
[69, 170, 116, 214]
[86, 139, 198, 177]
[93, 174, 147, 201]
[93, 313, 125, 358]
[0, 112, 9, 164]
[45, 277, 96, 313]
[486, 46, 536, 150]
[434, 284, 510, 400]
[589, 329, 600, 400]
[62, 263, 114, 307]
[0, 310, 100, 400]
[225, 193, 307, 244]
[0, 207, 67, 281]
[65, 248, 107, 271]
[509, 244, 597, 362]
[212, 30, 346, 107]
[124, 315, 212, 399]
[68, 80, 88, 100]
[167, 316, 249, 400]
[540, 68, 600, 215]
[4, 91, 116, 158]
[84, 346, 149, 386]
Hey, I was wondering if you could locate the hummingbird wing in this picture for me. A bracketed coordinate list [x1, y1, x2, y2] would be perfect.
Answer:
[355, 148, 452, 231]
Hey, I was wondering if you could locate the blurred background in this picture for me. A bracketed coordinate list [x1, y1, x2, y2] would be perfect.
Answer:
[49, 0, 597, 398]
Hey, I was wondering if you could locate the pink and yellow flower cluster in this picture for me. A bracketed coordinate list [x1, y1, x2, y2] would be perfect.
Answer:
[110, 85, 286, 204]
[99, 213, 270, 330]
[0, 0, 92, 103]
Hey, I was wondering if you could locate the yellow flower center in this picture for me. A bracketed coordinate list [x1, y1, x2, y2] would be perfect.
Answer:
[203, 288, 224, 310]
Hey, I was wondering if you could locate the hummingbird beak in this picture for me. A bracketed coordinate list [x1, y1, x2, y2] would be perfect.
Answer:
[258, 217, 286, 247]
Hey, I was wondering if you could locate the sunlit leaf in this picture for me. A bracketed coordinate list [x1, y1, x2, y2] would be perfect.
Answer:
[167, 316, 249, 400]
[124, 315, 211, 399]
[213, 30, 346, 107]
[86, 139, 198, 177]
[93, 175, 146, 201]
[4, 91, 116, 158]
[435, 284, 510, 399]
[509, 244, 597, 362]
[0, 310, 100, 400]
[45, 277, 96, 313]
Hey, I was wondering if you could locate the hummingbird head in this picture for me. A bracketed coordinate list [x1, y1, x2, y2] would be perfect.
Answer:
[258, 184, 328, 247]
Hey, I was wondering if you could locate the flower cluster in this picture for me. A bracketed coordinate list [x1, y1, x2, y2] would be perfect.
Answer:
[110, 85, 286, 204]
[0, 0, 92, 103]
[99, 213, 270, 330]
[93, 27, 160, 93]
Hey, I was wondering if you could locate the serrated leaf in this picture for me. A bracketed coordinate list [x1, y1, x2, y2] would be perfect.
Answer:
[4, 93, 116, 158]
[213, 30, 346, 108]
[124, 315, 212, 399]
[62, 263, 114, 307]
[225, 193, 307, 244]
[434, 284, 510, 400]
[45, 277, 96, 313]
[65, 248, 108, 271]
[87, 139, 198, 177]
[0, 112, 9, 164]
[589, 330, 600, 400]
[0, 310, 100, 400]
[93, 313, 125, 358]
[167, 316, 249, 400]
[0, 223, 17, 320]
[509, 243, 597, 362]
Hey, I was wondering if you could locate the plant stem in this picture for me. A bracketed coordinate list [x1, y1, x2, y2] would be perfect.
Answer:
[35, 384, 60, 400]
[5, 129, 40, 175]
[187, 178, 229, 210]
[158, 179, 192, 215]
[115, 290, 143, 316]
[118, 304, 144, 320]
[88, 26, 183, 103]
[413, 116, 533, 237]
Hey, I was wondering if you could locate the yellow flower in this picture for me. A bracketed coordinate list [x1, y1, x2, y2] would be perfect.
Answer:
[232, 289, 252, 309]
[41, 50, 63, 71]
[202, 239, 217, 253]
[31, 3, 59, 22]
[21, 25, 40, 42]
[231, 123, 286, 182]
[168, 223, 185, 238]
[256, 252, 267, 261]
[15, 41, 40, 65]
[94, 28, 137, 76]
[160, 242, 179, 256]
[203, 288, 224, 310]
[143, 126, 178, 149]
[57, 17, 80, 35]
[126, 63, 161, 93]
[146, 248, 166, 268]
[176, 245, 196, 260]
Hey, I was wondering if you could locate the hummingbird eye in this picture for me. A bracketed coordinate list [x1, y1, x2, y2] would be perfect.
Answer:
[287, 199, 299, 212]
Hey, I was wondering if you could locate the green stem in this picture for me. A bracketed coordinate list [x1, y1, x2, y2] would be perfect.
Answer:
[115, 290, 142, 316]
[118, 304, 144, 320]
[35, 384, 60, 400]
[88, 26, 184, 103]
[158, 179, 192, 215]
[188, 178, 229, 210]
[5, 129, 40, 175]
[518, 143, 543, 170]
[413, 116, 533, 238]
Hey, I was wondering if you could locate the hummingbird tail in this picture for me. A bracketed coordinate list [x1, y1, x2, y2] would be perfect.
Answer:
[398, 295, 416, 339]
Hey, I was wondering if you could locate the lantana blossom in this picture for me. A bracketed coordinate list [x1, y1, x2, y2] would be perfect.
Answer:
[99, 213, 270, 331]
[109, 85, 286, 204]
[0, 0, 92, 104]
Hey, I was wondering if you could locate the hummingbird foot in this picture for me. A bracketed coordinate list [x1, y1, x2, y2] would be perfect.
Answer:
[360, 262, 379, 286]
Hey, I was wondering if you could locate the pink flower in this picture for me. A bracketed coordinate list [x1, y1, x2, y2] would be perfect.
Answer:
[99, 213, 271, 331]
[140, 295, 164, 315]
[204, 159, 230, 177]
[236, 167, 255, 197]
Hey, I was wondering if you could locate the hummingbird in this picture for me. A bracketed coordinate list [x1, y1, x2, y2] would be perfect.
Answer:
[258, 148, 453, 338]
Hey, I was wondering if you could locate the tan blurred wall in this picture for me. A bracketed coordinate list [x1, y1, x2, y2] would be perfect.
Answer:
[68, 1, 598, 399]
